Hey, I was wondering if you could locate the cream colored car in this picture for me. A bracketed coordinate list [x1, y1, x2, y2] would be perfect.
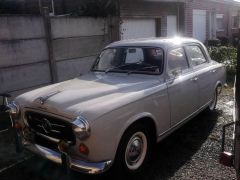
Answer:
[4, 37, 226, 174]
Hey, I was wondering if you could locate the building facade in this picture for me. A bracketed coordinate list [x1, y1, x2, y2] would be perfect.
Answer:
[119, 0, 240, 43]
[0, 0, 239, 43]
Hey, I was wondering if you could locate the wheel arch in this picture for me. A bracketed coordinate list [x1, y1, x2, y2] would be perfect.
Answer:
[114, 113, 158, 161]
[122, 113, 158, 142]
[215, 80, 223, 95]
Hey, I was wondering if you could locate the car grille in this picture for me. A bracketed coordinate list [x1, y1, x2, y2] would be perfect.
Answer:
[25, 111, 76, 148]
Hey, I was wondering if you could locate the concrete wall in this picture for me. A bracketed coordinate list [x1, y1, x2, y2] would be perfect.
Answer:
[0, 16, 51, 97]
[0, 16, 110, 97]
[51, 17, 109, 82]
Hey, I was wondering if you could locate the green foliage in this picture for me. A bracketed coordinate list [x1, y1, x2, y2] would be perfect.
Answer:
[208, 46, 237, 83]
[208, 46, 237, 82]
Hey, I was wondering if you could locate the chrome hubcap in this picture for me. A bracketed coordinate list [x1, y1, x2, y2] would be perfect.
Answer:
[125, 132, 147, 170]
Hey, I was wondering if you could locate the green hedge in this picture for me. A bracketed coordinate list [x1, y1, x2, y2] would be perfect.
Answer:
[208, 46, 237, 77]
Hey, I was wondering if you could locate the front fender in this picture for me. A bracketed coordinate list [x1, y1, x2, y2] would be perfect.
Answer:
[118, 112, 158, 143]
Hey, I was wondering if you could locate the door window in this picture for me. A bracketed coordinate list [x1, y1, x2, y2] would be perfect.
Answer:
[167, 47, 189, 76]
[185, 45, 207, 66]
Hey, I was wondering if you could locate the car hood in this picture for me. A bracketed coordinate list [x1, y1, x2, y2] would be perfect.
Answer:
[16, 72, 162, 122]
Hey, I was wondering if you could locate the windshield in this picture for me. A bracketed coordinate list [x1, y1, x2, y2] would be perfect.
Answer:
[92, 47, 164, 75]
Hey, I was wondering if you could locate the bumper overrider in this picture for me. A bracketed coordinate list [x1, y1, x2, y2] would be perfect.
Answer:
[7, 102, 113, 174]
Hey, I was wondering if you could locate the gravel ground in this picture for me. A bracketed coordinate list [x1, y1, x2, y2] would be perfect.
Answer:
[0, 87, 236, 180]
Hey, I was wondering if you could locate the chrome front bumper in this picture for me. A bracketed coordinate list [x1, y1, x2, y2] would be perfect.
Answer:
[23, 142, 113, 174]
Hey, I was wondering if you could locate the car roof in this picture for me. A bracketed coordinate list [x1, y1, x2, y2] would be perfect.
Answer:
[106, 37, 202, 50]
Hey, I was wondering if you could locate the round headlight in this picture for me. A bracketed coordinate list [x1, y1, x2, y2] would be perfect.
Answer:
[72, 116, 90, 140]
[7, 101, 20, 118]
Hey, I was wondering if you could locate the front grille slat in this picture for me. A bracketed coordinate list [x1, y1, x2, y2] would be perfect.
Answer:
[25, 111, 76, 149]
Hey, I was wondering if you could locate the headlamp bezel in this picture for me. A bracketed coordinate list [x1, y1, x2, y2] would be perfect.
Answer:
[72, 116, 91, 140]
[7, 101, 20, 118]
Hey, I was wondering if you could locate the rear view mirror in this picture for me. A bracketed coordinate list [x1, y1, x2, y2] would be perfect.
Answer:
[0, 93, 12, 132]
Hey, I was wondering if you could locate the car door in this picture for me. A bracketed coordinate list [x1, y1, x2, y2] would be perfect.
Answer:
[166, 47, 199, 126]
[184, 44, 214, 108]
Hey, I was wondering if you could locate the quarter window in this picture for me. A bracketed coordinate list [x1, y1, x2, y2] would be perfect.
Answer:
[167, 47, 189, 76]
[185, 45, 207, 66]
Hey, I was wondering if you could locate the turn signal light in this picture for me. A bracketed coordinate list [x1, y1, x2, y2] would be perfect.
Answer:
[79, 143, 89, 155]
[219, 151, 233, 167]
[14, 122, 22, 130]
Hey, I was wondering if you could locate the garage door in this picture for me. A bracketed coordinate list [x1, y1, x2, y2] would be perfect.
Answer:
[167, 16, 177, 37]
[193, 10, 207, 42]
[120, 18, 156, 40]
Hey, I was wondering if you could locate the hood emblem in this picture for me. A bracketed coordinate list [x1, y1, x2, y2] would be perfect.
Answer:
[36, 91, 61, 105]
[37, 97, 45, 105]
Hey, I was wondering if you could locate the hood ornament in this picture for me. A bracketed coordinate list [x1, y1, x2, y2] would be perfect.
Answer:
[37, 97, 45, 105]
[36, 91, 61, 105]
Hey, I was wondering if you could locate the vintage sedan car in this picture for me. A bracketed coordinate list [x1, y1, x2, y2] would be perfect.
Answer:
[4, 37, 226, 174]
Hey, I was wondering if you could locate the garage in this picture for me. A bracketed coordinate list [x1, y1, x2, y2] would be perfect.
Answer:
[193, 9, 207, 42]
[167, 15, 177, 37]
[120, 18, 156, 40]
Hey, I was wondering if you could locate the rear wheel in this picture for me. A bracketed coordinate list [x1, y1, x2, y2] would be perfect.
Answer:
[208, 87, 220, 112]
[114, 123, 153, 175]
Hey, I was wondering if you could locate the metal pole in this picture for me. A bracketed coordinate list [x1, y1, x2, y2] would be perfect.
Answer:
[38, 0, 43, 14]
[177, 1, 180, 35]
[43, 7, 58, 83]
[234, 10, 240, 179]
[51, 0, 55, 16]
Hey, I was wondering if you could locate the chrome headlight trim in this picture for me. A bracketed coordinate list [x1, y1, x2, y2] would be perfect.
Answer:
[7, 101, 20, 117]
[72, 116, 91, 140]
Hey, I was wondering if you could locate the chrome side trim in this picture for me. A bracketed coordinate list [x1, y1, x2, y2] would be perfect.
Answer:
[23, 142, 113, 174]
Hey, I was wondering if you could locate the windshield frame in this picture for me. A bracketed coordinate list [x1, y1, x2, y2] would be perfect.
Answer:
[91, 46, 165, 75]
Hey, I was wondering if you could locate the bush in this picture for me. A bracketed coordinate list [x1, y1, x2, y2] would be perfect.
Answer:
[217, 37, 230, 46]
[207, 39, 221, 47]
[208, 46, 237, 83]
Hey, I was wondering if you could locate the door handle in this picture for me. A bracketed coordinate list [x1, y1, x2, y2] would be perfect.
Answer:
[191, 77, 198, 81]
[210, 69, 216, 73]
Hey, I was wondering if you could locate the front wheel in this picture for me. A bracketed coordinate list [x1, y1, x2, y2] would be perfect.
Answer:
[114, 123, 153, 175]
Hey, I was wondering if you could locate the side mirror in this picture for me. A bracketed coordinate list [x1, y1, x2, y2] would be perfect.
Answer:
[0, 93, 12, 132]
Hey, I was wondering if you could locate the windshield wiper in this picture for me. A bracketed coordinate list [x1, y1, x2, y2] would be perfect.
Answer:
[127, 66, 160, 75]
[105, 62, 141, 73]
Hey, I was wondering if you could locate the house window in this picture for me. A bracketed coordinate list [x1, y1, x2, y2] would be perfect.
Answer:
[232, 15, 239, 28]
[216, 14, 224, 31]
